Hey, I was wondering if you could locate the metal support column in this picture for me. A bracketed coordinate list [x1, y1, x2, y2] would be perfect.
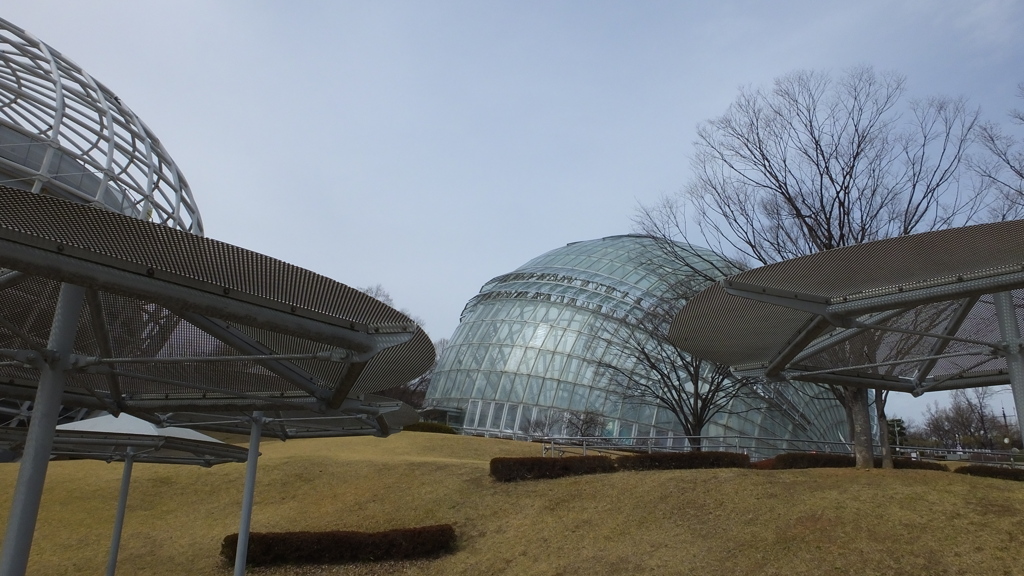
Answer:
[106, 449, 135, 576]
[995, 292, 1024, 433]
[234, 411, 264, 576]
[0, 283, 86, 576]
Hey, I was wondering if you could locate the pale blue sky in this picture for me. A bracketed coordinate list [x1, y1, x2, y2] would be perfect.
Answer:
[7, 1, 1024, 423]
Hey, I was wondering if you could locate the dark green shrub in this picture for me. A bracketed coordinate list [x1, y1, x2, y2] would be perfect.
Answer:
[615, 450, 750, 471]
[772, 452, 857, 469]
[403, 422, 457, 434]
[954, 464, 1024, 482]
[489, 455, 615, 482]
[221, 524, 457, 566]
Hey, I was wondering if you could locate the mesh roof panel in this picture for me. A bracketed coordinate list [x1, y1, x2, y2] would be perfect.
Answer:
[0, 188, 435, 421]
[670, 221, 1024, 392]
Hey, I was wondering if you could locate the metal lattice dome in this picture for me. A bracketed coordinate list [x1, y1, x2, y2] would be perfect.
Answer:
[0, 17, 202, 234]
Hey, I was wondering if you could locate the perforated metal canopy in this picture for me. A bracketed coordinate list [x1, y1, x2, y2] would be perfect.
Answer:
[0, 185, 435, 424]
[0, 413, 248, 465]
[669, 219, 1024, 395]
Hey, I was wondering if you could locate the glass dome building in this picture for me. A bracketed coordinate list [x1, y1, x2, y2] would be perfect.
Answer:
[424, 235, 849, 453]
[0, 17, 202, 234]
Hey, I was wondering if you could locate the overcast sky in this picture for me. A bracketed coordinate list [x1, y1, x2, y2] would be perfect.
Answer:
[7, 1, 1024, 423]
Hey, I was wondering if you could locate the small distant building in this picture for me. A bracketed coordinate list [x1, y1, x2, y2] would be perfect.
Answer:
[424, 235, 848, 453]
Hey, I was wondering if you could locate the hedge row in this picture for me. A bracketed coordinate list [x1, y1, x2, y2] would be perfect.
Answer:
[403, 422, 457, 434]
[490, 455, 617, 482]
[490, 451, 748, 482]
[770, 453, 857, 469]
[954, 464, 1024, 482]
[492, 451, 954, 481]
[221, 524, 457, 566]
[616, 450, 750, 471]
[751, 454, 948, 471]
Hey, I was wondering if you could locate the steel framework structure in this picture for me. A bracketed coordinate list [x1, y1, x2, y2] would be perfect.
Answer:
[0, 187, 434, 575]
[668, 219, 1024, 427]
[0, 17, 202, 234]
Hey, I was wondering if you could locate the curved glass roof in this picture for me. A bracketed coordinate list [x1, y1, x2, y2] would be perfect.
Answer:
[427, 235, 848, 452]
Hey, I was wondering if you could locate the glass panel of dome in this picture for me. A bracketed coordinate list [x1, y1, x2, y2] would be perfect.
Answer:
[502, 404, 519, 432]
[523, 376, 542, 404]
[516, 323, 537, 345]
[477, 401, 491, 429]
[503, 374, 523, 403]
[496, 373, 513, 400]
[488, 403, 505, 430]
[532, 352, 549, 377]
[562, 356, 583, 380]
[542, 326, 564, 350]
[553, 383, 572, 408]
[516, 301, 538, 321]
[547, 353, 566, 379]
[569, 386, 590, 411]
[528, 323, 549, 347]
[504, 346, 524, 371]
[494, 323, 513, 344]
[517, 347, 538, 373]
[453, 373, 472, 397]
[483, 372, 500, 397]
[467, 400, 481, 428]
[555, 330, 577, 354]
[566, 311, 588, 331]
[470, 373, 488, 397]
[537, 380, 556, 405]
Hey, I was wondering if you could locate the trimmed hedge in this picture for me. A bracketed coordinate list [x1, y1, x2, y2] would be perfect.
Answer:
[954, 464, 1024, 482]
[771, 453, 857, 469]
[616, 450, 750, 471]
[765, 453, 950, 471]
[490, 455, 616, 482]
[403, 422, 457, 434]
[221, 524, 457, 566]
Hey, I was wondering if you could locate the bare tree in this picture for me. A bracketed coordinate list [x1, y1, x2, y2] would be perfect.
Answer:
[522, 409, 558, 437]
[976, 83, 1024, 219]
[563, 410, 606, 438]
[637, 67, 987, 467]
[599, 294, 754, 452]
[922, 389, 1003, 449]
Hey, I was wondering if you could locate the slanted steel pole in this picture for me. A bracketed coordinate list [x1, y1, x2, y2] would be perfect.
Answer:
[995, 292, 1024, 434]
[0, 283, 86, 576]
[106, 449, 135, 576]
[234, 411, 264, 576]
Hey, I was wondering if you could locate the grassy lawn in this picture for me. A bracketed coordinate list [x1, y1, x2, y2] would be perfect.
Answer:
[1, 433, 1022, 575]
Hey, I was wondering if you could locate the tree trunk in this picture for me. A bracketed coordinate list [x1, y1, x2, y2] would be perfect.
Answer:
[688, 435, 703, 452]
[846, 386, 875, 469]
[842, 400, 855, 448]
[875, 388, 893, 469]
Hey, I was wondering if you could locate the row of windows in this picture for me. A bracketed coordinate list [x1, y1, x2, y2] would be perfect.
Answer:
[432, 396, 848, 452]
[430, 370, 608, 411]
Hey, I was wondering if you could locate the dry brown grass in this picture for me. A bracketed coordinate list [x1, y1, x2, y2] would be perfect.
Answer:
[2, 433, 1023, 576]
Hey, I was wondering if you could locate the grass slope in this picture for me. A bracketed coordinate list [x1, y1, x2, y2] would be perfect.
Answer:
[1, 433, 1022, 575]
